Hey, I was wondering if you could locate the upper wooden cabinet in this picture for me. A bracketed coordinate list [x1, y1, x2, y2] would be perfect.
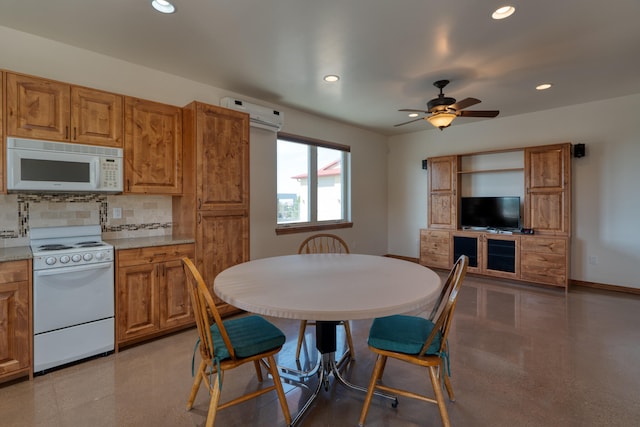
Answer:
[6, 72, 123, 147]
[1, 71, 4, 194]
[124, 97, 182, 194]
[427, 155, 459, 229]
[524, 143, 571, 236]
[195, 103, 249, 211]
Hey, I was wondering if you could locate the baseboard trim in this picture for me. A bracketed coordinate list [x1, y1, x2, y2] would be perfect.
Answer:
[384, 254, 640, 295]
[570, 279, 640, 295]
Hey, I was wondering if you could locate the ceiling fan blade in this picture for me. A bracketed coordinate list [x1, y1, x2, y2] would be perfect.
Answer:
[394, 117, 425, 127]
[399, 108, 429, 113]
[458, 110, 500, 118]
[449, 97, 481, 111]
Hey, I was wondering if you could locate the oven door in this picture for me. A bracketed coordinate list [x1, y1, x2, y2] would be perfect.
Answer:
[34, 262, 115, 334]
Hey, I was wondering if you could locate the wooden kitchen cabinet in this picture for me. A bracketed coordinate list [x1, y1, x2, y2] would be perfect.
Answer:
[6, 72, 123, 147]
[524, 144, 571, 236]
[520, 236, 569, 288]
[124, 97, 183, 194]
[427, 155, 459, 229]
[419, 229, 451, 269]
[173, 102, 249, 317]
[0, 260, 32, 383]
[116, 244, 194, 349]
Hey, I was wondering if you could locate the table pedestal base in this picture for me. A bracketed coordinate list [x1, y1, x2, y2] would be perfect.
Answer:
[282, 321, 397, 426]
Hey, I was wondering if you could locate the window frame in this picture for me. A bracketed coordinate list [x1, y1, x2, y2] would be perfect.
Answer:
[275, 132, 352, 235]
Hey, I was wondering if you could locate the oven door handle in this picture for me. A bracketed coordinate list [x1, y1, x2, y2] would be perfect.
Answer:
[35, 262, 112, 277]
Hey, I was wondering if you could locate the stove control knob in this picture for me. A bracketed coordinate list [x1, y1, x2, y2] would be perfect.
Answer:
[95, 252, 105, 261]
[45, 257, 57, 266]
[60, 255, 71, 264]
[83, 253, 93, 261]
[71, 254, 82, 262]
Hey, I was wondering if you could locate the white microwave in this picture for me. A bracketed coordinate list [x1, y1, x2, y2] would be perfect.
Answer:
[6, 137, 123, 193]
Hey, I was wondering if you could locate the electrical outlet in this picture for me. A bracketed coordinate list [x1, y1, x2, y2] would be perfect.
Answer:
[113, 207, 122, 219]
[588, 256, 598, 265]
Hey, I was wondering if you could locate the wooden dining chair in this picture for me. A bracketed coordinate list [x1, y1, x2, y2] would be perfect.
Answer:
[358, 255, 469, 427]
[182, 257, 291, 427]
[296, 233, 356, 361]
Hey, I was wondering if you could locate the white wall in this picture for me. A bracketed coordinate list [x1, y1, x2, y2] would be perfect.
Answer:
[0, 26, 389, 257]
[388, 94, 640, 289]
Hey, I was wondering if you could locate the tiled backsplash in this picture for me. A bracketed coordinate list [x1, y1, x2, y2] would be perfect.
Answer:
[0, 193, 173, 247]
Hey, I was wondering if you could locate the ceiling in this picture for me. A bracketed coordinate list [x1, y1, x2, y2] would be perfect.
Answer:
[2, 0, 640, 136]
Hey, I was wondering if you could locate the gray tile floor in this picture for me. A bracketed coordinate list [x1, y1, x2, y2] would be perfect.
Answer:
[2, 273, 640, 426]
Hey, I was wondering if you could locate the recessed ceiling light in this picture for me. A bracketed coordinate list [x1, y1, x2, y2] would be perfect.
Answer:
[408, 113, 419, 118]
[492, 5, 515, 20]
[323, 75, 340, 83]
[151, 0, 176, 14]
[536, 83, 553, 90]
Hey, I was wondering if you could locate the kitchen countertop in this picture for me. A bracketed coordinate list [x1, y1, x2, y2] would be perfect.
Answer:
[106, 235, 195, 250]
[0, 246, 33, 263]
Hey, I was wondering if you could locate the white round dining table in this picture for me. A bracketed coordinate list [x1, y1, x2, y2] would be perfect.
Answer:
[214, 253, 442, 426]
[214, 253, 442, 322]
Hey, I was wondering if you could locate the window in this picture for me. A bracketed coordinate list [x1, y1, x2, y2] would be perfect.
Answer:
[276, 133, 351, 232]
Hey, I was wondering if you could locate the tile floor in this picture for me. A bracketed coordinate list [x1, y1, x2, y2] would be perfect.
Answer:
[2, 273, 640, 426]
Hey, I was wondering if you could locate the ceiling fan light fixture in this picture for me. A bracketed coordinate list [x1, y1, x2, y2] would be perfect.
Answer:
[151, 0, 176, 14]
[492, 6, 515, 20]
[426, 112, 456, 130]
[323, 74, 340, 82]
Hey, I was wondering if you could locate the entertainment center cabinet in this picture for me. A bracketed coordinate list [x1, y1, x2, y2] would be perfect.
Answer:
[420, 142, 571, 289]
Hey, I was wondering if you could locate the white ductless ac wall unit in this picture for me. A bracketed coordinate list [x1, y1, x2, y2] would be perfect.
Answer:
[220, 97, 284, 131]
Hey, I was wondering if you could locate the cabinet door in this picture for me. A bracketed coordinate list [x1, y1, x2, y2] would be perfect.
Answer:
[124, 98, 183, 194]
[420, 229, 451, 269]
[483, 235, 519, 279]
[71, 86, 123, 147]
[428, 156, 458, 229]
[117, 263, 159, 342]
[524, 144, 571, 235]
[159, 259, 193, 329]
[6, 73, 70, 141]
[196, 103, 249, 211]
[197, 211, 248, 316]
[452, 232, 482, 274]
[0, 279, 30, 377]
[1, 71, 4, 193]
[520, 237, 568, 287]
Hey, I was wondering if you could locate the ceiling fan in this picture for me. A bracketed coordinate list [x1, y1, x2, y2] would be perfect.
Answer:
[395, 80, 500, 130]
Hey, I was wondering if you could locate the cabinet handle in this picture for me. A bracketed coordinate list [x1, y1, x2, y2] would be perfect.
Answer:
[65, 126, 69, 139]
[127, 179, 130, 191]
[198, 198, 202, 209]
[74, 127, 77, 140]
[197, 213, 202, 224]
[156, 265, 159, 278]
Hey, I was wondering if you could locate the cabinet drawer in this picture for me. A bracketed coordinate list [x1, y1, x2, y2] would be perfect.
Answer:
[0, 260, 30, 283]
[118, 244, 195, 267]
[521, 237, 566, 255]
[520, 252, 566, 286]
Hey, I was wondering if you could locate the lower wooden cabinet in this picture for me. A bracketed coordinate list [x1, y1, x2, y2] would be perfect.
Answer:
[420, 229, 568, 289]
[116, 244, 195, 349]
[520, 237, 568, 287]
[0, 260, 31, 383]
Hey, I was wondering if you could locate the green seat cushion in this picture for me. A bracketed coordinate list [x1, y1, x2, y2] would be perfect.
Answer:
[368, 314, 442, 356]
[209, 315, 286, 360]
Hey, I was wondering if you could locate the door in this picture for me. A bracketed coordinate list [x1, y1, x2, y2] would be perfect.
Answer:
[159, 259, 194, 328]
[117, 263, 160, 341]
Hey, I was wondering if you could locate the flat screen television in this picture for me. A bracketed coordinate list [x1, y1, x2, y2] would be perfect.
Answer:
[460, 196, 520, 230]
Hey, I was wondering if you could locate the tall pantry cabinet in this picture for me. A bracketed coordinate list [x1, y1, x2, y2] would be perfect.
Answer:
[173, 102, 249, 316]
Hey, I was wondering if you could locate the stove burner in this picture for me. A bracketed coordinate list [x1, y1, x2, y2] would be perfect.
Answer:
[38, 244, 74, 251]
[77, 242, 106, 248]
[76, 241, 100, 245]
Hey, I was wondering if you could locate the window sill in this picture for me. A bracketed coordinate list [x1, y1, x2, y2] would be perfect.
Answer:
[275, 222, 353, 235]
